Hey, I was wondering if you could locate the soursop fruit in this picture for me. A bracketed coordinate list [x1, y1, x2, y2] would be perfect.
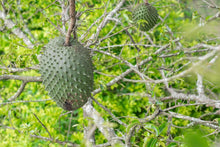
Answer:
[132, 3, 158, 31]
[39, 36, 93, 111]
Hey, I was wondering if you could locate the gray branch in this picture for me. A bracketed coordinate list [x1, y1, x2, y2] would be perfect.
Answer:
[0, 99, 52, 106]
[0, 124, 78, 146]
[87, 0, 126, 46]
[0, 10, 34, 49]
[7, 81, 27, 101]
[0, 75, 42, 82]
[83, 102, 124, 146]
[167, 112, 220, 130]
[196, 74, 204, 96]
[0, 66, 39, 73]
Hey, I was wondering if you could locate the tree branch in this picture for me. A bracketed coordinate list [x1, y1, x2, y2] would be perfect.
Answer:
[83, 102, 124, 146]
[0, 99, 52, 106]
[0, 75, 42, 82]
[196, 73, 204, 96]
[0, 124, 78, 146]
[91, 97, 127, 127]
[0, 10, 34, 49]
[64, 0, 76, 46]
[0, 66, 39, 73]
[166, 112, 220, 130]
[7, 81, 27, 101]
[33, 113, 52, 139]
[87, 0, 126, 46]
[125, 125, 137, 147]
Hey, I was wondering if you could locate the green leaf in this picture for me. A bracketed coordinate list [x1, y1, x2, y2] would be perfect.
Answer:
[167, 142, 178, 147]
[32, 54, 39, 64]
[144, 124, 159, 136]
[218, 118, 220, 126]
[158, 122, 167, 134]
[183, 129, 209, 147]
[144, 137, 158, 147]
[126, 119, 139, 133]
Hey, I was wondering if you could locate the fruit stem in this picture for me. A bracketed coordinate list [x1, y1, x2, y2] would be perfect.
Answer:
[64, 0, 76, 46]
[145, 0, 149, 4]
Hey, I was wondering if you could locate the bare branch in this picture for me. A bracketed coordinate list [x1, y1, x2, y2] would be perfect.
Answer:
[57, 0, 68, 34]
[140, 108, 161, 123]
[17, 0, 36, 41]
[166, 111, 220, 130]
[64, 0, 76, 46]
[0, 75, 42, 82]
[83, 102, 124, 146]
[0, 99, 52, 106]
[87, 0, 126, 46]
[139, 46, 220, 84]
[200, 110, 220, 119]
[91, 97, 127, 127]
[80, 12, 105, 41]
[0, 10, 34, 49]
[95, 142, 111, 147]
[46, 18, 65, 35]
[124, 29, 141, 52]
[92, 68, 132, 96]
[196, 74, 204, 96]
[163, 102, 211, 112]
[7, 81, 27, 101]
[93, 49, 153, 81]
[0, 66, 39, 73]
[83, 112, 96, 147]
[67, 112, 73, 140]
[207, 11, 220, 22]
[0, 124, 78, 146]
[33, 113, 52, 139]
[87, 125, 97, 146]
[166, 115, 173, 145]
[125, 124, 137, 147]
[159, 16, 182, 49]
[162, 92, 220, 109]
[97, 43, 160, 50]
[92, 42, 173, 96]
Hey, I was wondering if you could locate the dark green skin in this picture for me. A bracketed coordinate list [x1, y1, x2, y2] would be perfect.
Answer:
[132, 3, 158, 31]
[40, 37, 93, 111]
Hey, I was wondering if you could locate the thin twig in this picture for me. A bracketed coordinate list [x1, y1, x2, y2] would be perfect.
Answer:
[164, 112, 220, 130]
[0, 99, 52, 106]
[33, 113, 52, 138]
[67, 112, 73, 139]
[0, 10, 34, 48]
[46, 18, 65, 35]
[124, 30, 141, 52]
[0, 124, 77, 146]
[91, 97, 127, 127]
[140, 108, 161, 123]
[8, 81, 27, 101]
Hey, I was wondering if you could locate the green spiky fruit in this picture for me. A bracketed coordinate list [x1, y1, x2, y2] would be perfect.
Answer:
[39, 36, 93, 111]
[132, 3, 158, 31]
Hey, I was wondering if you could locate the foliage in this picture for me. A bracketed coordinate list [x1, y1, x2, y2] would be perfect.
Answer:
[0, 0, 220, 146]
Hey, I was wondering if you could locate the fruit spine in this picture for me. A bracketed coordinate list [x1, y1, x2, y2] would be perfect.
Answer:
[39, 36, 93, 111]
[132, 2, 158, 31]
